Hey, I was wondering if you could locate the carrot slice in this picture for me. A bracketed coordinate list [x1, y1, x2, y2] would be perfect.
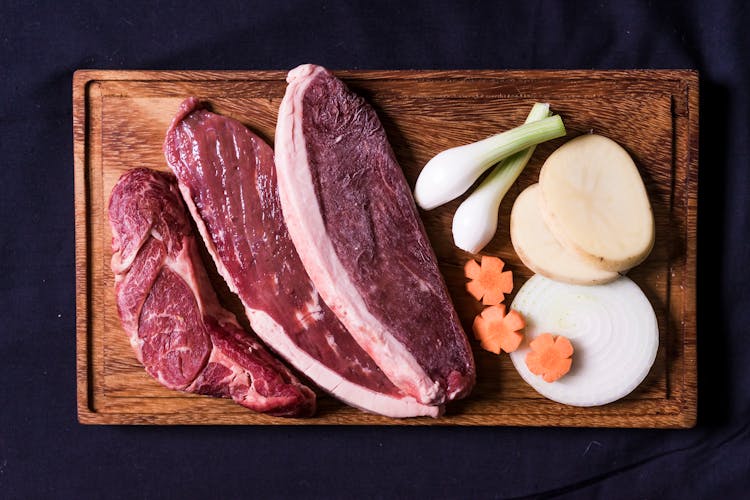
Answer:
[525, 333, 574, 382]
[464, 255, 513, 305]
[472, 304, 525, 354]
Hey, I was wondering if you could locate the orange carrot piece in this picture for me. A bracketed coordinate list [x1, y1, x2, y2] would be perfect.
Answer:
[464, 256, 513, 305]
[525, 333, 574, 382]
[472, 304, 525, 354]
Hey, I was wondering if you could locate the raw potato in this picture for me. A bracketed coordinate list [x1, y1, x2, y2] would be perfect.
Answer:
[539, 134, 654, 272]
[510, 184, 619, 285]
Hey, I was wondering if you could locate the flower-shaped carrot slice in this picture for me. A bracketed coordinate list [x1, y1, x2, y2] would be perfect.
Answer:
[465, 256, 513, 305]
[472, 304, 525, 354]
[525, 333, 574, 382]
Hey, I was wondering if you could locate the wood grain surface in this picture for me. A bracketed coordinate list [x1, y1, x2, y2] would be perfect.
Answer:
[74, 69, 698, 427]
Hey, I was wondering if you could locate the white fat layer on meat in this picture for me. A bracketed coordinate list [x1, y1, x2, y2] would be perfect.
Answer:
[185, 342, 280, 410]
[111, 223, 152, 276]
[324, 331, 340, 356]
[275, 64, 440, 405]
[247, 308, 440, 418]
[294, 289, 325, 329]
[129, 334, 145, 364]
[207, 347, 250, 388]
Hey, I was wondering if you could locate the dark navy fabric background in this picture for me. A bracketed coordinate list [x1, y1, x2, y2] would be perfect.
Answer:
[1, 1, 748, 498]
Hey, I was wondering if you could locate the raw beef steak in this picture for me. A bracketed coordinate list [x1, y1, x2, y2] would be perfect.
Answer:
[109, 168, 315, 417]
[164, 98, 439, 417]
[275, 64, 475, 405]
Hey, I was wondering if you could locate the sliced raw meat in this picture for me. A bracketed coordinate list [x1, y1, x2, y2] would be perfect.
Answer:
[109, 168, 315, 417]
[164, 98, 439, 418]
[275, 64, 475, 405]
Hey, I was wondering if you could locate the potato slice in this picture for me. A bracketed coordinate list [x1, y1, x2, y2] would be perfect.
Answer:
[539, 134, 654, 272]
[511, 184, 619, 285]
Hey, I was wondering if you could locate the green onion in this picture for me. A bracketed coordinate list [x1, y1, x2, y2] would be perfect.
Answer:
[452, 103, 553, 253]
[414, 107, 566, 211]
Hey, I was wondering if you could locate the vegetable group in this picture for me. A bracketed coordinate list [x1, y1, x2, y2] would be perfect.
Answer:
[509, 274, 658, 406]
[429, 110, 660, 406]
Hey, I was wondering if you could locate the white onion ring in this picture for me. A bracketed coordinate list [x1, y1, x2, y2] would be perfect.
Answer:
[509, 274, 659, 406]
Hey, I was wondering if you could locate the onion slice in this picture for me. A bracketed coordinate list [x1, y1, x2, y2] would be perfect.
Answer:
[509, 275, 658, 407]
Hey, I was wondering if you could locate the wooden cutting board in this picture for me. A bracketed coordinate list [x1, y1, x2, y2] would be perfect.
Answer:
[74, 69, 698, 427]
